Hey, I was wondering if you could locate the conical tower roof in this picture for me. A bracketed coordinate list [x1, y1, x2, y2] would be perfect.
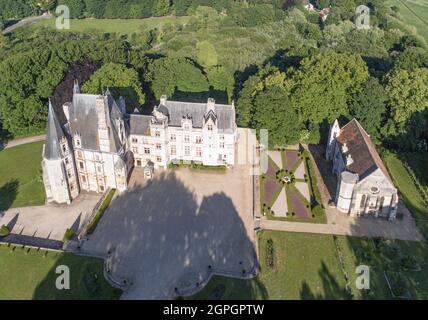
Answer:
[44, 100, 65, 160]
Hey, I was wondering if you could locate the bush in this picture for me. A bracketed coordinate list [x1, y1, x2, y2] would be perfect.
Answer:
[87, 189, 116, 234]
[0, 225, 10, 237]
[266, 238, 274, 269]
[63, 228, 75, 242]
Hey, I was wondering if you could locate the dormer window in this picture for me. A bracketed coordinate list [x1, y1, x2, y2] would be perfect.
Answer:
[184, 124, 190, 130]
[61, 143, 67, 153]
[208, 124, 213, 131]
[155, 130, 160, 137]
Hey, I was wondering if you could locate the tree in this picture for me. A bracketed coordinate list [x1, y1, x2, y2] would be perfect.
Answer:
[82, 63, 145, 111]
[393, 47, 428, 70]
[348, 77, 387, 141]
[84, 0, 107, 18]
[291, 51, 369, 124]
[252, 85, 302, 146]
[207, 65, 235, 102]
[145, 57, 209, 99]
[385, 68, 428, 126]
[153, 0, 171, 17]
[58, 0, 86, 19]
[196, 41, 218, 68]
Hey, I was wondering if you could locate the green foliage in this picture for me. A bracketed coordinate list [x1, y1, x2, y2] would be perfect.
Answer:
[82, 63, 145, 110]
[196, 40, 218, 67]
[0, 225, 10, 237]
[206, 66, 234, 101]
[348, 77, 387, 141]
[87, 189, 116, 235]
[145, 57, 209, 99]
[57, 0, 86, 19]
[63, 228, 76, 242]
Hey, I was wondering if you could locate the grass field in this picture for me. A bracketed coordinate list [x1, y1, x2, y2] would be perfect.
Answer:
[383, 152, 428, 239]
[189, 231, 428, 300]
[30, 16, 191, 35]
[0, 244, 121, 299]
[386, 0, 428, 41]
[0, 142, 45, 210]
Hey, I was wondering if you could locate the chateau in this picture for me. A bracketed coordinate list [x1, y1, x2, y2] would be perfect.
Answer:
[326, 119, 398, 220]
[42, 82, 237, 204]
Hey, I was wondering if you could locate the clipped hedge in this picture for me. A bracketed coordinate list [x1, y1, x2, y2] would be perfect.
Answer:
[87, 189, 116, 235]
[63, 228, 75, 242]
[0, 225, 10, 237]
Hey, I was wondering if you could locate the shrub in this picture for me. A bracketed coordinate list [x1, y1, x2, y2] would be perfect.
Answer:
[87, 189, 116, 234]
[266, 238, 274, 269]
[0, 225, 10, 237]
[63, 228, 75, 242]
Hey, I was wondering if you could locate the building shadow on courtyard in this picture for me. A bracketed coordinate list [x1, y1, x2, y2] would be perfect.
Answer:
[33, 170, 266, 300]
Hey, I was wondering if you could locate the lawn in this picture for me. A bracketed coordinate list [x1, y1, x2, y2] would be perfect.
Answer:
[0, 244, 121, 299]
[0, 141, 45, 210]
[188, 231, 428, 300]
[383, 152, 428, 239]
[386, 0, 428, 41]
[30, 16, 191, 35]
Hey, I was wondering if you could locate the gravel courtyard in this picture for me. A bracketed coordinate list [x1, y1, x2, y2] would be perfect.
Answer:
[81, 154, 257, 299]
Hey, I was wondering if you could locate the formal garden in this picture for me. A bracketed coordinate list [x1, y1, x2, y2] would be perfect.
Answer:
[260, 147, 326, 223]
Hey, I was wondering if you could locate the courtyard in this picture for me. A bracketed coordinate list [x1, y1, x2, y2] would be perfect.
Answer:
[80, 147, 257, 299]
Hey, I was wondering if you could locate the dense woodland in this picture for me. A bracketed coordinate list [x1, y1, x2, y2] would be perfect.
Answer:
[0, 0, 427, 153]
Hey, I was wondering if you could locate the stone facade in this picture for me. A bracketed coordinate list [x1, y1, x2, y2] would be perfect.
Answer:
[42, 83, 237, 204]
[326, 119, 398, 220]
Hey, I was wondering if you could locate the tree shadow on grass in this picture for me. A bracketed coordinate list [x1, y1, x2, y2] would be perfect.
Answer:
[0, 179, 19, 211]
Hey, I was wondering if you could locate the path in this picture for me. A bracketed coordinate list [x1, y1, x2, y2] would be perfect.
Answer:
[1, 134, 46, 149]
[2, 13, 52, 35]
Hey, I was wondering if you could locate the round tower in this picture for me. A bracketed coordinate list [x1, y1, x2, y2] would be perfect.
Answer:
[336, 171, 358, 213]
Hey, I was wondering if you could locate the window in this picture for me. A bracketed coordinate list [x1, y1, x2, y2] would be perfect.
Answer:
[170, 134, 176, 142]
[360, 195, 366, 209]
[100, 185, 105, 192]
[156, 143, 162, 150]
[132, 147, 138, 153]
[171, 145, 176, 155]
[195, 136, 202, 144]
[62, 144, 67, 153]
[65, 157, 69, 165]
[220, 142, 225, 149]
[76, 138, 81, 147]
[379, 196, 385, 210]
[144, 147, 150, 154]
[97, 165, 102, 173]
[136, 159, 142, 166]
[196, 147, 202, 157]
[94, 154, 100, 161]
[79, 161, 84, 170]
[156, 156, 162, 163]
[155, 130, 160, 137]
[81, 175, 86, 183]
[184, 124, 190, 130]
[132, 137, 138, 143]
[207, 124, 213, 131]
[184, 135, 190, 143]
[185, 146, 190, 156]
[67, 170, 72, 178]
[77, 151, 83, 158]
[70, 183, 75, 191]
[220, 135, 224, 140]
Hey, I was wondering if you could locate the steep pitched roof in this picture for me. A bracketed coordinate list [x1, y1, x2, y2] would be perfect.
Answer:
[69, 93, 125, 152]
[44, 101, 66, 160]
[162, 100, 235, 132]
[130, 114, 152, 135]
[336, 119, 392, 181]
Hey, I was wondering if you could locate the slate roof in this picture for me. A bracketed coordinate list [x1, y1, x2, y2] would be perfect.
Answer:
[68, 92, 125, 152]
[336, 119, 391, 181]
[159, 100, 235, 132]
[130, 114, 152, 135]
[44, 101, 66, 160]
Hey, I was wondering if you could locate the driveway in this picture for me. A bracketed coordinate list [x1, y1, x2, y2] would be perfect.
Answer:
[81, 138, 257, 299]
[0, 192, 101, 242]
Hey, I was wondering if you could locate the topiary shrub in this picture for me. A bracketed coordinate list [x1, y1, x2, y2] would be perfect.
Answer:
[63, 228, 75, 242]
[0, 225, 10, 237]
[266, 238, 274, 269]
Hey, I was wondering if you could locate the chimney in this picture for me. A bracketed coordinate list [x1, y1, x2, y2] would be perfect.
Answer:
[207, 98, 215, 111]
[63, 103, 70, 122]
[346, 154, 354, 166]
[342, 143, 348, 154]
[73, 80, 80, 94]
[160, 95, 167, 105]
